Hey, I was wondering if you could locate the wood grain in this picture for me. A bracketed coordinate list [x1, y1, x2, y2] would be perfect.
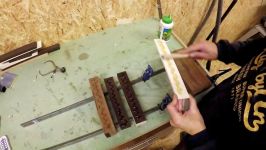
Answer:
[2, 44, 60, 71]
[112, 122, 173, 150]
[117, 71, 146, 125]
[89, 76, 117, 137]
[0, 42, 37, 63]
[104, 77, 131, 130]
[173, 56, 212, 96]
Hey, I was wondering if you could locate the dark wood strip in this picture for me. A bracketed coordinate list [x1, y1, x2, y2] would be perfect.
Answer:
[89, 77, 117, 137]
[0, 42, 37, 62]
[104, 77, 130, 130]
[3, 44, 60, 71]
[117, 71, 146, 125]
[112, 122, 172, 150]
[8, 50, 38, 63]
[38, 44, 60, 55]
[173, 56, 212, 95]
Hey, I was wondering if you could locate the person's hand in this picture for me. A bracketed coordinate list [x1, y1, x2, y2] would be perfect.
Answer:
[167, 95, 206, 135]
[179, 41, 218, 60]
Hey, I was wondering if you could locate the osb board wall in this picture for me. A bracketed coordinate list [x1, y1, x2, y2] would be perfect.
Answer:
[0, 0, 156, 54]
[0, 0, 265, 55]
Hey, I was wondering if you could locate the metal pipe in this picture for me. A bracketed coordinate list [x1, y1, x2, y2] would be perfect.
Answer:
[157, 0, 163, 19]
[206, 0, 238, 40]
[188, 0, 217, 45]
[212, 0, 223, 42]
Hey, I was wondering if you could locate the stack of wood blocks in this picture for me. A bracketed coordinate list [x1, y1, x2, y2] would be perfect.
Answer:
[89, 71, 146, 138]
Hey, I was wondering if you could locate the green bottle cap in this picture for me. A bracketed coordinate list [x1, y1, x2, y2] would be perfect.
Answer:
[162, 15, 173, 24]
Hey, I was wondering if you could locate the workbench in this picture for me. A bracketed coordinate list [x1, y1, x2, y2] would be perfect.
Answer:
[0, 18, 209, 150]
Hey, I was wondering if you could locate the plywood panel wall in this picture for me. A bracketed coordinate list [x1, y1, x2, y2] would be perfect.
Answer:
[0, 0, 265, 54]
[0, 0, 156, 54]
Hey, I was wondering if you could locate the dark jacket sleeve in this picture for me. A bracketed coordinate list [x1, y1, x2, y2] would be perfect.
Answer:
[217, 37, 266, 66]
[183, 129, 216, 150]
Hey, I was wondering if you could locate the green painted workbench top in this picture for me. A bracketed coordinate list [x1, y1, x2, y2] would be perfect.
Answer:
[0, 18, 183, 150]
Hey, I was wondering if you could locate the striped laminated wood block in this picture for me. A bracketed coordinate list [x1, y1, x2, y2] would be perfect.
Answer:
[104, 77, 131, 129]
[117, 71, 146, 125]
[89, 76, 117, 137]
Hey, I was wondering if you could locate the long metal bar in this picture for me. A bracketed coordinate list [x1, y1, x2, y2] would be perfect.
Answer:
[206, 0, 238, 40]
[41, 106, 160, 150]
[205, 0, 238, 70]
[21, 68, 165, 127]
[157, 0, 163, 19]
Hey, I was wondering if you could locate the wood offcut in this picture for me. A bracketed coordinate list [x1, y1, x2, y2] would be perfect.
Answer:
[0, 42, 38, 63]
[173, 56, 212, 95]
[112, 122, 173, 150]
[89, 76, 117, 137]
[104, 77, 131, 130]
[1, 43, 60, 71]
[117, 71, 146, 125]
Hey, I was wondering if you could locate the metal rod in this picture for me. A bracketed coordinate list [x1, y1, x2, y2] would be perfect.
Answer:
[206, 0, 237, 70]
[206, 0, 238, 40]
[41, 106, 159, 150]
[157, 0, 163, 19]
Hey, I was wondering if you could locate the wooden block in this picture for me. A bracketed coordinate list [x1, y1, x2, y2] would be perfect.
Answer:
[173, 57, 212, 96]
[154, 39, 189, 99]
[117, 71, 146, 125]
[104, 77, 131, 130]
[154, 39, 190, 111]
[0, 42, 39, 63]
[89, 77, 117, 137]
[2, 44, 60, 71]
[112, 122, 172, 150]
[171, 33, 212, 96]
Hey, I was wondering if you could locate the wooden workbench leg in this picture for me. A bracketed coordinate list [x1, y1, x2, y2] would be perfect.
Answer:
[104, 77, 131, 130]
[89, 76, 117, 137]
[117, 71, 146, 126]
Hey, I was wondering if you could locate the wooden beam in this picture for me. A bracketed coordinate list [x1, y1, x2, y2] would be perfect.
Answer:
[89, 77, 117, 137]
[2, 44, 60, 71]
[112, 122, 173, 150]
[173, 57, 212, 95]
[0, 42, 39, 63]
[117, 71, 146, 125]
[104, 77, 131, 130]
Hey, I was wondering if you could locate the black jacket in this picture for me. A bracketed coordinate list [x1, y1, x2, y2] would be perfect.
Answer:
[182, 37, 266, 150]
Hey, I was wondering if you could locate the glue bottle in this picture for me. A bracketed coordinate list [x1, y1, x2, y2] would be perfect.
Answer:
[159, 15, 174, 41]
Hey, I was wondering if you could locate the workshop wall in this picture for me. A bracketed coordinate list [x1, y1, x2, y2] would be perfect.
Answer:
[0, 0, 265, 54]
[0, 0, 156, 54]
[164, 0, 266, 44]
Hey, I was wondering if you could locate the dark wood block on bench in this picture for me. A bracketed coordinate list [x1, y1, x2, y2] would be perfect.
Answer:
[117, 71, 146, 125]
[104, 77, 131, 130]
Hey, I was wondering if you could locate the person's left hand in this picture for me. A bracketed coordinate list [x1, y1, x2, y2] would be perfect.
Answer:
[167, 95, 206, 135]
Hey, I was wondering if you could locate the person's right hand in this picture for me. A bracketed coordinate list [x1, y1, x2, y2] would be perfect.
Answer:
[179, 41, 218, 60]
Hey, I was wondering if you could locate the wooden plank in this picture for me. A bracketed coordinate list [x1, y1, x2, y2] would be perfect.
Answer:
[173, 57, 212, 95]
[0, 42, 38, 63]
[117, 71, 146, 125]
[171, 32, 212, 96]
[154, 39, 190, 111]
[104, 77, 131, 130]
[154, 39, 189, 99]
[89, 77, 117, 137]
[2, 44, 60, 71]
[112, 122, 173, 150]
